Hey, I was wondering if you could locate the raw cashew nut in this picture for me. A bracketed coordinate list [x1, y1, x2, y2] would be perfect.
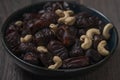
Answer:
[102, 23, 113, 39]
[48, 56, 62, 69]
[97, 40, 109, 56]
[80, 35, 92, 50]
[20, 34, 32, 42]
[37, 46, 48, 53]
[55, 9, 64, 17]
[49, 24, 58, 32]
[55, 9, 76, 25]
[64, 17, 76, 25]
[86, 28, 100, 39]
[15, 21, 23, 27]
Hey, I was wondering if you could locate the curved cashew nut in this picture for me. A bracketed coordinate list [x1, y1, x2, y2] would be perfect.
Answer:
[55, 9, 64, 17]
[80, 35, 92, 50]
[15, 21, 23, 27]
[97, 40, 109, 56]
[102, 23, 113, 39]
[48, 56, 62, 69]
[37, 46, 48, 53]
[20, 34, 32, 43]
[49, 24, 58, 32]
[55, 9, 76, 25]
[86, 28, 100, 39]
[64, 17, 76, 25]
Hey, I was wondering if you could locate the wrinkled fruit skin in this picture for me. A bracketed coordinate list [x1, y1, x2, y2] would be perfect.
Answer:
[38, 52, 53, 67]
[35, 28, 55, 46]
[62, 56, 89, 68]
[77, 29, 86, 38]
[23, 52, 39, 65]
[93, 35, 104, 49]
[47, 40, 68, 60]
[19, 42, 36, 53]
[76, 12, 103, 29]
[24, 12, 58, 33]
[57, 25, 75, 47]
[69, 39, 84, 57]
[5, 31, 20, 53]
[34, 12, 58, 27]
[86, 49, 103, 64]
[43, 1, 70, 11]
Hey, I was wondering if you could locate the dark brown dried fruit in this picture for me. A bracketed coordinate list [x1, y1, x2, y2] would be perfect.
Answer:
[57, 25, 75, 47]
[47, 40, 68, 60]
[77, 29, 86, 38]
[35, 28, 55, 46]
[34, 12, 58, 27]
[93, 35, 104, 49]
[5, 31, 20, 49]
[38, 52, 53, 67]
[23, 13, 42, 21]
[86, 49, 103, 64]
[6, 24, 16, 34]
[70, 39, 84, 57]
[23, 52, 39, 65]
[62, 56, 89, 68]
[19, 42, 36, 53]
[76, 12, 101, 29]
[26, 12, 59, 33]
[43, 1, 70, 11]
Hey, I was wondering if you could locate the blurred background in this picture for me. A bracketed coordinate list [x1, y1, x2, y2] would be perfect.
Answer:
[0, 0, 120, 80]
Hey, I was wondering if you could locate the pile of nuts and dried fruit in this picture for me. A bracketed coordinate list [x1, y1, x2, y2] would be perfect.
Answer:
[5, 1, 113, 69]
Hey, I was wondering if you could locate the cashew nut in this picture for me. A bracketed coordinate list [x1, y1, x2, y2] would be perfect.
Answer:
[20, 34, 32, 43]
[102, 23, 113, 39]
[37, 46, 48, 53]
[80, 35, 92, 50]
[48, 56, 62, 69]
[15, 21, 23, 27]
[64, 17, 76, 25]
[55, 9, 64, 17]
[55, 9, 76, 25]
[49, 24, 58, 32]
[86, 28, 100, 39]
[97, 40, 109, 56]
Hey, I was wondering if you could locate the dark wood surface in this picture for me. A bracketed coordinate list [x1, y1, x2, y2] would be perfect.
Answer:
[0, 0, 120, 80]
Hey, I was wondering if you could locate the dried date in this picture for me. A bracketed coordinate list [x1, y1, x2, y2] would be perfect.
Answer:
[57, 25, 75, 47]
[47, 40, 68, 60]
[5, 31, 20, 50]
[62, 56, 89, 68]
[23, 52, 39, 65]
[77, 29, 86, 38]
[43, 1, 70, 11]
[35, 28, 55, 45]
[70, 39, 84, 57]
[37, 52, 53, 67]
[19, 42, 36, 53]
[86, 49, 103, 64]
[76, 12, 101, 29]
[93, 35, 104, 49]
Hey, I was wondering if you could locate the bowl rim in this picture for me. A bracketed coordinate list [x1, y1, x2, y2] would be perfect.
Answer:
[1, 1, 119, 72]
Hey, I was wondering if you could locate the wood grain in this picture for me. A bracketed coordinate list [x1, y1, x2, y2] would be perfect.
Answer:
[0, 0, 120, 80]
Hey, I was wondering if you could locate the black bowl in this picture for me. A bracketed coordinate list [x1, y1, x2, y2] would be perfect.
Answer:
[1, 1, 119, 78]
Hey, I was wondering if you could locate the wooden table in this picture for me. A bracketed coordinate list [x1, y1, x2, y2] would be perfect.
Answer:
[0, 0, 120, 80]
